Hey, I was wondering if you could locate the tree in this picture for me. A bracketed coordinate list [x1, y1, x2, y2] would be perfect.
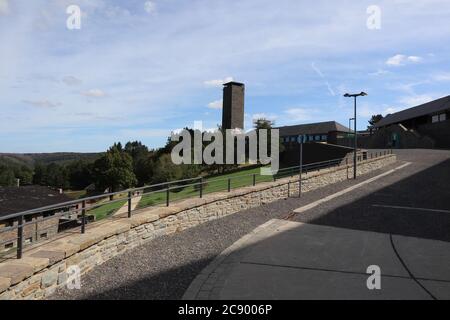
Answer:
[124, 141, 153, 186]
[92, 143, 137, 193]
[67, 160, 93, 190]
[369, 114, 383, 126]
[151, 153, 183, 184]
[45, 163, 70, 189]
[15, 165, 33, 185]
[0, 167, 16, 186]
[33, 163, 47, 185]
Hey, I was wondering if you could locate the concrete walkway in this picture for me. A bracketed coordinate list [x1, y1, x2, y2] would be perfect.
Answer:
[114, 195, 142, 216]
[183, 219, 450, 300]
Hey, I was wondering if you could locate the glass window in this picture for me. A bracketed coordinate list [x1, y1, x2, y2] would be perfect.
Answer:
[322, 135, 327, 141]
[432, 115, 439, 123]
[439, 113, 446, 121]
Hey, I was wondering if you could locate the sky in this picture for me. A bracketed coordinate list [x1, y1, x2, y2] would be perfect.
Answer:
[1, 0, 450, 153]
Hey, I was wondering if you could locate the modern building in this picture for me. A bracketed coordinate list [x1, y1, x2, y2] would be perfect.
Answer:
[278, 121, 352, 145]
[222, 81, 245, 130]
[368, 95, 450, 149]
[0, 186, 74, 252]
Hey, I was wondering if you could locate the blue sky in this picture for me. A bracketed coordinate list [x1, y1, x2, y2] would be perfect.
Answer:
[1, 0, 449, 152]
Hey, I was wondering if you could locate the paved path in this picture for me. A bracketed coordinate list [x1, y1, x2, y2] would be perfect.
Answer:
[114, 195, 142, 217]
[183, 219, 450, 300]
[51, 149, 450, 300]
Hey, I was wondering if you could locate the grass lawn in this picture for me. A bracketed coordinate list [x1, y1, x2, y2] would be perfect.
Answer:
[88, 199, 127, 221]
[137, 166, 276, 210]
[65, 190, 87, 199]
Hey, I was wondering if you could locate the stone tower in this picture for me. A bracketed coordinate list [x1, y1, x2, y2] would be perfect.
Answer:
[222, 81, 245, 130]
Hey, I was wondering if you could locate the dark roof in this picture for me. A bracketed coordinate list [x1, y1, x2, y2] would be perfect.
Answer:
[223, 81, 245, 87]
[277, 121, 351, 136]
[0, 185, 71, 217]
[375, 95, 450, 128]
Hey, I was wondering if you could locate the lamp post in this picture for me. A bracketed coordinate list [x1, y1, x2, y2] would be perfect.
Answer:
[344, 92, 367, 179]
[349, 117, 355, 135]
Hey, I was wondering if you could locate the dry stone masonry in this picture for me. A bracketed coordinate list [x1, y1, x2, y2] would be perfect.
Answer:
[0, 154, 396, 300]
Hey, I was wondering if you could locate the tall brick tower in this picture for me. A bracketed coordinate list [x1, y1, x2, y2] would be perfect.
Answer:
[222, 81, 245, 130]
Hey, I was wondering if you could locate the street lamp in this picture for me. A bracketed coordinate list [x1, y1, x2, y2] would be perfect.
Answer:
[349, 117, 355, 134]
[344, 92, 367, 179]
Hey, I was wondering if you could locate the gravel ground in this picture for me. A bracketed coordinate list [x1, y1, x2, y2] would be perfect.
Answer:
[51, 149, 450, 300]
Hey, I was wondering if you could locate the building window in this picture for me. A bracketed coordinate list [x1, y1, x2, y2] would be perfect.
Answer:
[315, 135, 320, 141]
[322, 135, 327, 141]
[4, 242, 14, 250]
[25, 215, 33, 222]
[25, 237, 33, 244]
[290, 136, 296, 142]
[43, 212, 54, 218]
[432, 113, 446, 123]
[40, 232, 48, 239]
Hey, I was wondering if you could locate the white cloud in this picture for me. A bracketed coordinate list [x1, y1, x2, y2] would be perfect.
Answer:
[311, 62, 335, 96]
[81, 89, 107, 98]
[282, 108, 316, 123]
[433, 73, 450, 81]
[252, 113, 278, 121]
[368, 69, 391, 76]
[204, 77, 234, 88]
[0, 0, 9, 15]
[22, 99, 62, 108]
[386, 54, 423, 66]
[207, 99, 222, 109]
[399, 94, 434, 107]
[144, 1, 157, 14]
[62, 75, 82, 86]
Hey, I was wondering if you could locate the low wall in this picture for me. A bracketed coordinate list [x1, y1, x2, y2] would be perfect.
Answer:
[0, 154, 396, 300]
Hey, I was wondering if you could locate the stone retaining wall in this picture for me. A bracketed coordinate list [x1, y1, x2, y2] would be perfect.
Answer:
[0, 154, 396, 300]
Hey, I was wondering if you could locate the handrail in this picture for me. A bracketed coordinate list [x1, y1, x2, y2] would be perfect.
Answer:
[0, 149, 393, 260]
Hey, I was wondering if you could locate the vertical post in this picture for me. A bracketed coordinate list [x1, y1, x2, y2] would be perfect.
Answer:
[81, 200, 86, 234]
[253, 174, 256, 186]
[17, 216, 23, 259]
[127, 191, 132, 218]
[299, 140, 303, 198]
[346, 157, 349, 179]
[199, 178, 203, 198]
[228, 178, 231, 192]
[353, 96, 357, 179]
[166, 183, 170, 207]
[287, 181, 290, 198]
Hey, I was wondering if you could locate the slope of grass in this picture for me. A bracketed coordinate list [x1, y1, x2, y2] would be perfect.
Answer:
[137, 166, 275, 210]
[88, 200, 127, 221]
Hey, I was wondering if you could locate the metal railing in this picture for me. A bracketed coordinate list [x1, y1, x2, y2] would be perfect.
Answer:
[0, 149, 393, 259]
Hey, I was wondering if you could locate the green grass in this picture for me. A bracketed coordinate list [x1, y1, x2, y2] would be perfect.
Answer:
[88, 200, 127, 221]
[137, 166, 276, 210]
[65, 190, 87, 199]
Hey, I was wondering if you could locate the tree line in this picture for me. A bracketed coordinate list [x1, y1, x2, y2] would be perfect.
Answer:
[0, 120, 275, 193]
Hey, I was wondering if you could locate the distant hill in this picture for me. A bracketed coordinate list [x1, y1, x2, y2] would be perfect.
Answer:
[0, 152, 103, 168]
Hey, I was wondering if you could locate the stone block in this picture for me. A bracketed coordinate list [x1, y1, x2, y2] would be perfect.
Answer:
[0, 276, 10, 293]
[41, 270, 58, 288]
[0, 263, 34, 285]
[30, 250, 65, 265]
[14, 256, 50, 273]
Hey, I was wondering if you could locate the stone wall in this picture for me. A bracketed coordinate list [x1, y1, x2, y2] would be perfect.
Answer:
[0, 154, 396, 300]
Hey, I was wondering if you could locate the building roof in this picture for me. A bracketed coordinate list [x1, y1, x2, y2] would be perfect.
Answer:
[277, 121, 351, 137]
[0, 185, 71, 217]
[223, 81, 245, 87]
[375, 95, 450, 128]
